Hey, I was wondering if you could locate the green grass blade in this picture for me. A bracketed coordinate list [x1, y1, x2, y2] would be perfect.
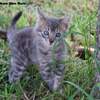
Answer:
[64, 81, 94, 100]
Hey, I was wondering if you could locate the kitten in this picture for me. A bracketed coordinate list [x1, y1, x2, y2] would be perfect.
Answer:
[7, 8, 69, 92]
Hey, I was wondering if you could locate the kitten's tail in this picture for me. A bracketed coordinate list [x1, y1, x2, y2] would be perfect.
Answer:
[10, 11, 22, 28]
[0, 11, 22, 40]
[7, 11, 22, 40]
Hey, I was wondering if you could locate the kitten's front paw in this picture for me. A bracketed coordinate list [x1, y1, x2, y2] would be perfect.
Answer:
[46, 79, 64, 94]
[8, 70, 19, 83]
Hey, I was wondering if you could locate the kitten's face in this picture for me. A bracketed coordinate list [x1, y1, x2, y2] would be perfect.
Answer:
[35, 8, 69, 45]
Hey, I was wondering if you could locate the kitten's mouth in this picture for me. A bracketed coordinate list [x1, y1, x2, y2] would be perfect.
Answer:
[49, 38, 54, 45]
[49, 40, 54, 44]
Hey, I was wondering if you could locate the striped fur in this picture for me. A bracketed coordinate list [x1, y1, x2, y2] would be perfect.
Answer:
[7, 9, 69, 92]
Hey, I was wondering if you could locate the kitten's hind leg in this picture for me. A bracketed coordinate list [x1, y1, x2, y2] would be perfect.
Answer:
[8, 56, 28, 83]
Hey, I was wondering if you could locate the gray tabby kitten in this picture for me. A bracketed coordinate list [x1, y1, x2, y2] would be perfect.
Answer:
[7, 8, 69, 92]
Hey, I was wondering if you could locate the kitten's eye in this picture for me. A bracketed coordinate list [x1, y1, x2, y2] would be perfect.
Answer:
[56, 32, 61, 37]
[42, 31, 49, 38]
[44, 31, 49, 36]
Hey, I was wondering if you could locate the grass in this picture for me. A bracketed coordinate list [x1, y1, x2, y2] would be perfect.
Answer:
[0, 0, 98, 100]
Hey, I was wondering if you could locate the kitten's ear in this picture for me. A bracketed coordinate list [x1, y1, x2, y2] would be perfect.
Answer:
[60, 16, 70, 32]
[36, 7, 46, 22]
